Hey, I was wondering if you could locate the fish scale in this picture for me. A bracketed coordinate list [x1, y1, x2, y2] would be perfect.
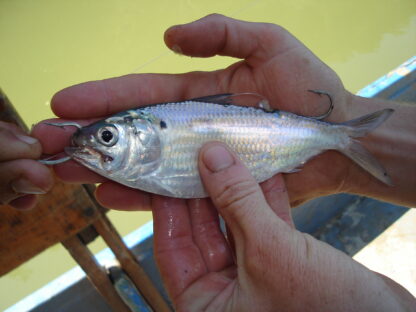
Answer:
[63, 95, 393, 198]
[135, 102, 342, 197]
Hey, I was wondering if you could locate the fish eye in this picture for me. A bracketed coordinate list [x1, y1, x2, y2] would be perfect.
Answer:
[101, 130, 113, 142]
[97, 126, 118, 146]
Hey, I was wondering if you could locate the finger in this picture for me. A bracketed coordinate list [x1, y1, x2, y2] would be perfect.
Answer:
[33, 118, 111, 184]
[0, 121, 25, 133]
[198, 142, 278, 245]
[261, 174, 294, 227]
[188, 198, 234, 272]
[95, 181, 151, 211]
[165, 14, 296, 66]
[152, 196, 207, 299]
[0, 121, 42, 161]
[284, 151, 351, 207]
[32, 118, 96, 155]
[53, 160, 107, 183]
[0, 159, 53, 206]
[51, 72, 219, 119]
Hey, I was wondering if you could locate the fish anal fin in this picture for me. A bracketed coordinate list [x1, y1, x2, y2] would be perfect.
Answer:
[286, 168, 302, 173]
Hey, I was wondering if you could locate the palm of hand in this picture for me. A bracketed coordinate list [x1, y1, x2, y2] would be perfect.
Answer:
[151, 174, 300, 311]
[217, 49, 351, 205]
[165, 16, 352, 206]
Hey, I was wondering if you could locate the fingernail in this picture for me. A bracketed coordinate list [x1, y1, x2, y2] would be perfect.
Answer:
[11, 179, 46, 195]
[16, 134, 38, 145]
[171, 44, 183, 55]
[203, 145, 234, 173]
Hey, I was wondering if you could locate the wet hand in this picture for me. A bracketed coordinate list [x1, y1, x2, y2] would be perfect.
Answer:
[151, 142, 412, 311]
[0, 121, 53, 209]
[33, 14, 356, 208]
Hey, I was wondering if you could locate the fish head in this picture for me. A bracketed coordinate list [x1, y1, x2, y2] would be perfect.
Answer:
[65, 115, 162, 180]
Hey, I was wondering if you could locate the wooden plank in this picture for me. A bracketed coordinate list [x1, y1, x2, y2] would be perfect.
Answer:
[0, 183, 100, 276]
[94, 212, 171, 312]
[0, 87, 27, 130]
[62, 235, 131, 312]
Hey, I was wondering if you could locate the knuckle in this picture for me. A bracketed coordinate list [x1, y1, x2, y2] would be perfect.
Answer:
[205, 13, 224, 20]
[261, 22, 286, 37]
[215, 177, 259, 216]
[206, 13, 219, 19]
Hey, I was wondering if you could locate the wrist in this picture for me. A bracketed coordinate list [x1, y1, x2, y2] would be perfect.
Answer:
[295, 233, 413, 311]
[342, 93, 416, 206]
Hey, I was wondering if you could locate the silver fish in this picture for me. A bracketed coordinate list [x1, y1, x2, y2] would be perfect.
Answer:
[55, 94, 393, 198]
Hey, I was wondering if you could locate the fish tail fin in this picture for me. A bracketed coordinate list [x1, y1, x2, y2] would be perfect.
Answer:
[341, 140, 392, 185]
[339, 109, 394, 185]
[341, 109, 394, 137]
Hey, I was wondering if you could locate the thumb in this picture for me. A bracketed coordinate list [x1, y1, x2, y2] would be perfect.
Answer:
[198, 142, 277, 236]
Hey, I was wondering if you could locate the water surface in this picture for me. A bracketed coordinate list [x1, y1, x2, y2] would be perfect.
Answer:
[0, 0, 415, 309]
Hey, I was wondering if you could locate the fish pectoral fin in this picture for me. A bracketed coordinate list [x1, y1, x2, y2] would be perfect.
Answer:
[149, 177, 185, 197]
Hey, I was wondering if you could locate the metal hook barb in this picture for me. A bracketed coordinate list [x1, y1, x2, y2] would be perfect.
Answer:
[39, 155, 71, 165]
[44, 122, 82, 129]
[307, 89, 334, 120]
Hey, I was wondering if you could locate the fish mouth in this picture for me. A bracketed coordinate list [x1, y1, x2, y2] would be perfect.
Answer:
[65, 146, 113, 168]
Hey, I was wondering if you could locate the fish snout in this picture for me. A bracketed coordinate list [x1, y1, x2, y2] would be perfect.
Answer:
[71, 129, 94, 147]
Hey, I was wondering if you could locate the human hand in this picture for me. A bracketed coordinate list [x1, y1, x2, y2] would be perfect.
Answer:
[32, 14, 360, 208]
[0, 121, 53, 209]
[151, 142, 415, 311]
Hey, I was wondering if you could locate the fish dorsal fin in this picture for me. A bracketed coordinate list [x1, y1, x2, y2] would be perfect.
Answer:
[189, 93, 273, 112]
[189, 93, 234, 105]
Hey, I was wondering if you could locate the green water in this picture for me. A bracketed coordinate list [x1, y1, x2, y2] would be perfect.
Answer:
[0, 0, 415, 309]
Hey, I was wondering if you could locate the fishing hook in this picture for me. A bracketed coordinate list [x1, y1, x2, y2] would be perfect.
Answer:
[307, 90, 334, 120]
[37, 122, 82, 165]
[39, 155, 71, 165]
[43, 122, 82, 129]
